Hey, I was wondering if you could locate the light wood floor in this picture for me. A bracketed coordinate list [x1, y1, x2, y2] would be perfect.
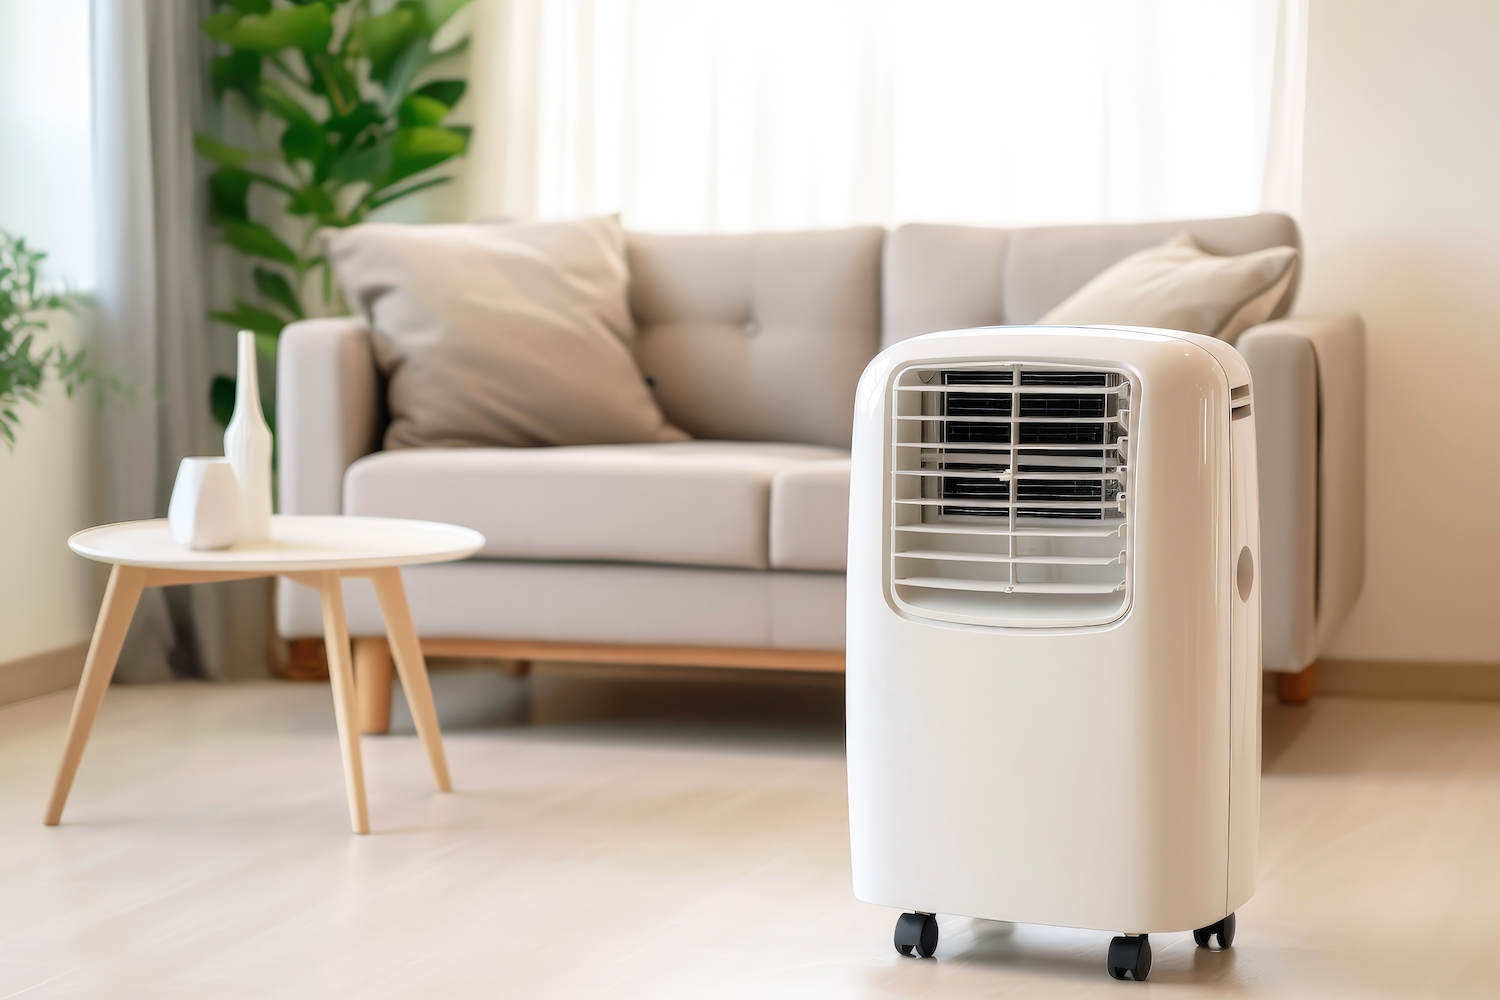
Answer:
[2, 666, 1499, 998]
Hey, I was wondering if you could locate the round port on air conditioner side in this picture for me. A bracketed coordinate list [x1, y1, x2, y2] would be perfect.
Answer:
[1236, 546, 1254, 601]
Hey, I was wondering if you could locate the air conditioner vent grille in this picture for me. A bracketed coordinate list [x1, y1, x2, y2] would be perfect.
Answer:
[888, 362, 1135, 628]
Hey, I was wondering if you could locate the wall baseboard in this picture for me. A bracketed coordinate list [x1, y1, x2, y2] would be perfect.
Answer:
[0, 643, 87, 708]
[1313, 658, 1500, 702]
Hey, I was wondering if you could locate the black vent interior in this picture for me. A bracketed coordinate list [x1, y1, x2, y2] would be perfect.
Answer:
[936, 368, 1126, 519]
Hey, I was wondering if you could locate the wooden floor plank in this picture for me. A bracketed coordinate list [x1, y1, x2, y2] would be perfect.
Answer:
[1, 678, 1498, 997]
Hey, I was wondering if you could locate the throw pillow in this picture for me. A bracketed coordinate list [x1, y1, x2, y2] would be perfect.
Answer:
[1038, 232, 1299, 343]
[326, 215, 689, 449]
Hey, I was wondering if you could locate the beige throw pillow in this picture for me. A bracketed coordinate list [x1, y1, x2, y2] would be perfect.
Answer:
[1038, 232, 1299, 342]
[326, 216, 689, 450]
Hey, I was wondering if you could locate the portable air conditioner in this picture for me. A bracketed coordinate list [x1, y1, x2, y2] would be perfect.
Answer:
[846, 325, 1260, 982]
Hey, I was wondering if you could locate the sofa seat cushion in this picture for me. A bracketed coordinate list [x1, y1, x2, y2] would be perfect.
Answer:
[770, 459, 850, 571]
[344, 441, 848, 570]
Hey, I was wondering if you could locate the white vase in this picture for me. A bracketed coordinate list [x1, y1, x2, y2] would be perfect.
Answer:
[224, 329, 274, 544]
[167, 457, 241, 550]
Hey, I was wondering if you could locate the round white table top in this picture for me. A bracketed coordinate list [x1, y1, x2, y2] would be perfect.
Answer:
[68, 516, 485, 573]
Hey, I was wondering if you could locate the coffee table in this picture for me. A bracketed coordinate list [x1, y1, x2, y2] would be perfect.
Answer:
[49, 515, 485, 834]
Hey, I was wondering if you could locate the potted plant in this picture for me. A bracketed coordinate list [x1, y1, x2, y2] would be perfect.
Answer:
[196, 0, 475, 425]
[0, 230, 88, 449]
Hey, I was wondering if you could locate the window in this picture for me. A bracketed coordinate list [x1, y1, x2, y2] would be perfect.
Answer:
[486, 0, 1298, 232]
[0, 0, 94, 288]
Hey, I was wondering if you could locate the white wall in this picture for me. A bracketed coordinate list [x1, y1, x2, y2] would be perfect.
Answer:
[0, 310, 100, 664]
[1300, 0, 1500, 663]
[0, 0, 99, 667]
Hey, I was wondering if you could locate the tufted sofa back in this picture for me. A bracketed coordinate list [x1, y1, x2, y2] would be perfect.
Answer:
[627, 228, 884, 449]
[882, 212, 1302, 347]
[626, 214, 1302, 448]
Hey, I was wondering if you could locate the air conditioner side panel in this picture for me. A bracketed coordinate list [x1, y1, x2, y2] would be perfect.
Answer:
[1227, 383, 1262, 911]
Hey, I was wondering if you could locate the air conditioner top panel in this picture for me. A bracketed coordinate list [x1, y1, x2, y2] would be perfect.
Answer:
[859, 325, 1249, 416]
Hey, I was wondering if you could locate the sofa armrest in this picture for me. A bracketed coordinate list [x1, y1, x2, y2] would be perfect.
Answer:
[1238, 314, 1366, 669]
[276, 317, 383, 516]
[1237, 325, 1318, 671]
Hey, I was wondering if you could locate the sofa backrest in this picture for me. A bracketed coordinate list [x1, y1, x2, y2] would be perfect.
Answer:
[882, 213, 1302, 347]
[627, 228, 884, 449]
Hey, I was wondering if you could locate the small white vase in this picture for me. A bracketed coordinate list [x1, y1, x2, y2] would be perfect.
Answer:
[223, 330, 274, 544]
[168, 457, 241, 550]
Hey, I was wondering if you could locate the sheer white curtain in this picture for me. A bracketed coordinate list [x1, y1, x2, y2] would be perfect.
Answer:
[469, 0, 1306, 231]
[93, 0, 252, 681]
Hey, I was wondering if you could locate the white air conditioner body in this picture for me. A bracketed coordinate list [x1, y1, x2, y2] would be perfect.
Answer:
[847, 326, 1260, 952]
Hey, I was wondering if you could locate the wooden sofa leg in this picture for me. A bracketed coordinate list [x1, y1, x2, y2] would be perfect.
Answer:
[499, 659, 532, 679]
[355, 637, 396, 734]
[1277, 664, 1316, 705]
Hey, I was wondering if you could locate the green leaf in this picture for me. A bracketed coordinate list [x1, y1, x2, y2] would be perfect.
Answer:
[202, 11, 245, 46]
[360, 5, 423, 85]
[287, 186, 337, 220]
[210, 375, 235, 428]
[204, 4, 333, 54]
[325, 100, 385, 140]
[256, 330, 279, 361]
[330, 139, 393, 185]
[263, 393, 277, 444]
[280, 122, 326, 165]
[383, 125, 467, 186]
[209, 168, 253, 221]
[211, 300, 287, 337]
[216, 219, 301, 268]
[253, 267, 303, 319]
[366, 174, 452, 212]
[424, 0, 471, 29]
[306, 51, 360, 116]
[195, 134, 253, 167]
[256, 80, 317, 128]
[398, 93, 451, 127]
[228, 0, 272, 13]
[382, 35, 444, 108]
[211, 50, 261, 99]
[414, 79, 466, 108]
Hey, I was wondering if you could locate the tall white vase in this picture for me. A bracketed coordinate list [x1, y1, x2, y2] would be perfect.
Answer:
[224, 330, 274, 544]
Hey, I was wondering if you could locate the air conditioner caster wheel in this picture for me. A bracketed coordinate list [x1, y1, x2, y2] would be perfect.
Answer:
[1107, 934, 1152, 981]
[894, 912, 938, 958]
[1192, 912, 1236, 950]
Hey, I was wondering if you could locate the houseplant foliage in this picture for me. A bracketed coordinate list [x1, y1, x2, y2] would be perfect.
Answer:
[197, 0, 473, 424]
[0, 230, 87, 449]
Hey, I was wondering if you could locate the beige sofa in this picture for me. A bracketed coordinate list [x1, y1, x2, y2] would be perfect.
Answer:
[277, 213, 1364, 723]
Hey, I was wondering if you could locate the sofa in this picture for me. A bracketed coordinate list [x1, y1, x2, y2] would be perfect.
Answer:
[276, 213, 1364, 729]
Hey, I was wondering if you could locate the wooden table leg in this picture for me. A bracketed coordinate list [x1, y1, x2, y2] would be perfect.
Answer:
[354, 638, 395, 735]
[317, 571, 370, 834]
[45, 564, 146, 825]
[370, 567, 452, 792]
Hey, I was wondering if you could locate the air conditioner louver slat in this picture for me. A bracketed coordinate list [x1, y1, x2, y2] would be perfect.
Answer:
[895, 577, 1125, 595]
[888, 362, 1134, 628]
[894, 523, 1124, 538]
[896, 550, 1124, 566]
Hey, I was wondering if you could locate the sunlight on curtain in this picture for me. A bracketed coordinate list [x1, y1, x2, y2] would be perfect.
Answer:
[0, 0, 94, 287]
[476, 0, 1299, 232]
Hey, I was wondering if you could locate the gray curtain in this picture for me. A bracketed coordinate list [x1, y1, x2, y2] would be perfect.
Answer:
[91, 0, 259, 681]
